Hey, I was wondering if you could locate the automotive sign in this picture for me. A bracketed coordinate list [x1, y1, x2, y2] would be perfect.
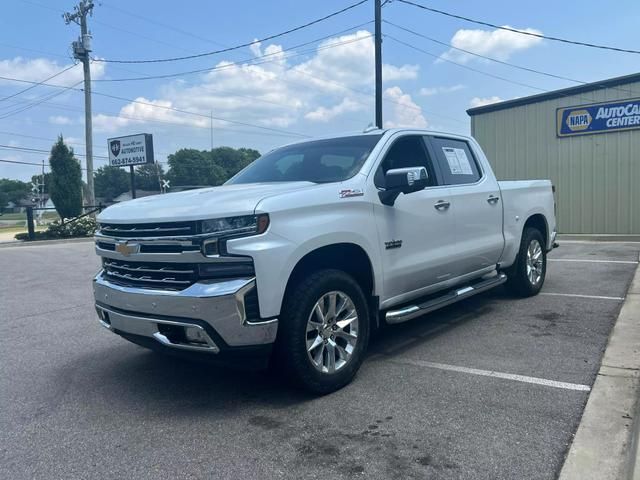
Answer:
[557, 98, 640, 137]
[107, 133, 154, 167]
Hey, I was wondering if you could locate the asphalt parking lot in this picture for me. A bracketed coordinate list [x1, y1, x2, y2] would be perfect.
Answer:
[1, 240, 638, 479]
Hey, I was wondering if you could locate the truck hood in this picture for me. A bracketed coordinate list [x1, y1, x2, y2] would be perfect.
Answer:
[97, 182, 314, 224]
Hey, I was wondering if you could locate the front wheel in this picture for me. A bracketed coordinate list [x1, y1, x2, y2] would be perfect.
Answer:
[505, 227, 547, 297]
[276, 269, 370, 394]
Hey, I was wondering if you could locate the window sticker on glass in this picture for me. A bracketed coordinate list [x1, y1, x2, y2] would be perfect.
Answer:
[442, 147, 473, 175]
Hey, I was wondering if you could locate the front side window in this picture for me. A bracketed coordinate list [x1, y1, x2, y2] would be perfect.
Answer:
[430, 137, 482, 185]
[228, 135, 382, 184]
[375, 135, 436, 188]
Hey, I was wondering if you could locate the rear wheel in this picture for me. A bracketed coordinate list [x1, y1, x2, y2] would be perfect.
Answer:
[276, 269, 370, 394]
[505, 227, 547, 297]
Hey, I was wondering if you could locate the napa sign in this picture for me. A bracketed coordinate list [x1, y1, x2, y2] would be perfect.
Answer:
[557, 98, 640, 137]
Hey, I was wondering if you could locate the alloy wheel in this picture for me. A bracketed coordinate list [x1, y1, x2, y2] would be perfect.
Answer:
[526, 239, 544, 285]
[305, 291, 359, 374]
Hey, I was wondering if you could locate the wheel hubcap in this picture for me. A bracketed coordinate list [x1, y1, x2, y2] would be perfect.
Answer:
[526, 239, 544, 285]
[306, 291, 358, 374]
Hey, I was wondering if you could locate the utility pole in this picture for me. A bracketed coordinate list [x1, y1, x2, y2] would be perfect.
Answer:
[64, 0, 95, 206]
[374, 0, 383, 129]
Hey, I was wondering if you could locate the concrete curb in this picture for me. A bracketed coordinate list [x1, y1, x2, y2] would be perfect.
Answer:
[559, 254, 640, 480]
[0, 237, 94, 249]
[558, 234, 640, 243]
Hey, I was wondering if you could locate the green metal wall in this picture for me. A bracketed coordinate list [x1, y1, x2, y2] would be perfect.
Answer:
[470, 81, 640, 234]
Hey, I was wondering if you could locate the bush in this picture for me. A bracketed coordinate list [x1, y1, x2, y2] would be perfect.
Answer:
[14, 216, 98, 241]
[46, 216, 98, 237]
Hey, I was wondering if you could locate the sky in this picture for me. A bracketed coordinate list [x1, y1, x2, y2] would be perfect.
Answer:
[1, 0, 639, 182]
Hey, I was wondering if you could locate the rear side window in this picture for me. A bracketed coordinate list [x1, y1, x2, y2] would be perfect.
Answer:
[430, 137, 482, 185]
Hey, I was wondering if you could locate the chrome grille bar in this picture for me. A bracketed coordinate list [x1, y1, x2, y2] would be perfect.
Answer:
[105, 270, 192, 286]
[103, 260, 195, 275]
[99, 221, 196, 238]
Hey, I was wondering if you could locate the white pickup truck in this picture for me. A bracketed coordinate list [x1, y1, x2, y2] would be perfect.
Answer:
[93, 128, 557, 393]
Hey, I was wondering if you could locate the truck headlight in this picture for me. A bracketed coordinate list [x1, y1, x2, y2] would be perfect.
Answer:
[200, 214, 269, 256]
[200, 214, 269, 237]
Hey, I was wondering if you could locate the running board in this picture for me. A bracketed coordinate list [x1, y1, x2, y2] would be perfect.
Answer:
[385, 273, 507, 325]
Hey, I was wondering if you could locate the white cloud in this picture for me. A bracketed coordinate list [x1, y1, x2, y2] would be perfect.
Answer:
[440, 26, 543, 64]
[93, 30, 418, 134]
[469, 96, 503, 108]
[0, 57, 104, 87]
[49, 115, 72, 125]
[305, 98, 364, 122]
[383, 87, 428, 128]
[419, 84, 466, 96]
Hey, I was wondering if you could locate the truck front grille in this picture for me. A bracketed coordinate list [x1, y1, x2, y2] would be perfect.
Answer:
[102, 258, 255, 291]
[103, 259, 197, 290]
[99, 221, 197, 238]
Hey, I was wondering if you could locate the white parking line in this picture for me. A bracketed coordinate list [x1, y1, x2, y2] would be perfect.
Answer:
[540, 292, 624, 301]
[549, 258, 638, 265]
[393, 359, 591, 392]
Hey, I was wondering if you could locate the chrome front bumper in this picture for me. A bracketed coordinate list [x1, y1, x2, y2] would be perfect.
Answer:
[93, 272, 278, 353]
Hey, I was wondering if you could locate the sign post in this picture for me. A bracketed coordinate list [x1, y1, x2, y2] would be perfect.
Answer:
[129, 165, 137, 199]
[107, 133, 154, 199]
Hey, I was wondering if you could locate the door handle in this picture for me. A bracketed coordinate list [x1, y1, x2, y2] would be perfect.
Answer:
[434, 200, 451, 211]
[487, 195, 500, 204]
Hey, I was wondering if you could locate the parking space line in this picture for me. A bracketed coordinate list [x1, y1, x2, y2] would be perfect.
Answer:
[393, 359, 591, 392]
[540, 292, 625, 301]
[548, 258, 638, 265]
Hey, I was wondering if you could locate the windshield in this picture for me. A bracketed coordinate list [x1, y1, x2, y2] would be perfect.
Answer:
[227, 134, 382, 184]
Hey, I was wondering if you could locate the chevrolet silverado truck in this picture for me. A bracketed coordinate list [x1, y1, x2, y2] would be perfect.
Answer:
[93, 128, 557, 393]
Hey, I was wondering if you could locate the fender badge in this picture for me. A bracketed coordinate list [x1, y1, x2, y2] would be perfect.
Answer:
[339, 188, 364, 198]
[115, 241, 140, 256]
[385, 240, 403, 250]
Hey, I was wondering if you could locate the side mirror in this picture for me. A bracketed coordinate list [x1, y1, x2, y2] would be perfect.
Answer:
[379, 166, 429, 206]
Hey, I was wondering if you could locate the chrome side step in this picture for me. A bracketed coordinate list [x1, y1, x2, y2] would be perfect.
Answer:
[385, 273, 507, 325]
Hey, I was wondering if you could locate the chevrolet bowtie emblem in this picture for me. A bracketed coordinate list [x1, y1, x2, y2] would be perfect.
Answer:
[115, 241, 140, 256]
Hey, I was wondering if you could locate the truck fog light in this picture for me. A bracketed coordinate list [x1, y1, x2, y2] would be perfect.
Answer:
[184, 326, 208, 344]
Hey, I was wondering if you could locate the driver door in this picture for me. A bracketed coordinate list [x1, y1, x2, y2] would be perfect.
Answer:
[373, 135, 456, 305]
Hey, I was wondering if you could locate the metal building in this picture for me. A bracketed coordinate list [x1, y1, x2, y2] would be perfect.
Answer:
[467, 73, 640, 235]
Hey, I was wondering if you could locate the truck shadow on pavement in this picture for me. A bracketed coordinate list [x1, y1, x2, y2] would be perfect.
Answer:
[61, 290, 507, 414]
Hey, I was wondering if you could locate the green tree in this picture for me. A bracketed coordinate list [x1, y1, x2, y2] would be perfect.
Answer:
[166, 149, 226, 187]
[210, 147, 250, 179]
[0, 178, 30, 210]
[49, 136, 82, 218]
[134, 162, 164, 191]
[94, 166, 129, 200]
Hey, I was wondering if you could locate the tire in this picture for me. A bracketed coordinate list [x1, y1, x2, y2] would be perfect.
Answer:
[505, 227, 547, 297]
[276, 269, 370, 394]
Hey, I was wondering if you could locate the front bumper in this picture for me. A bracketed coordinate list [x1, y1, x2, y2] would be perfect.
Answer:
[93, 272, 278, 359]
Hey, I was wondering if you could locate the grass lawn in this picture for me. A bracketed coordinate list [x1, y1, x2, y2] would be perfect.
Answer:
[0, 211, 60, 221]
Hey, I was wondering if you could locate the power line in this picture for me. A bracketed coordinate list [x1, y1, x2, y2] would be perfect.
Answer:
[93, 0, 370, 63]
[384, 21, 638, 99]
[0, 81, 83, 119]
[383, 21, 585, 84]
[386, 33, 638, 109]
[95, 24, 373, 82]
[384, 34, 546, 92]
[0, 74, 310, 138]
[0, 158, 51, 168]
[394, 0, 640, 55]
[0, 64, 79, 103]
[99, 1, 230, 49]
[0, 143, 108, 159]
